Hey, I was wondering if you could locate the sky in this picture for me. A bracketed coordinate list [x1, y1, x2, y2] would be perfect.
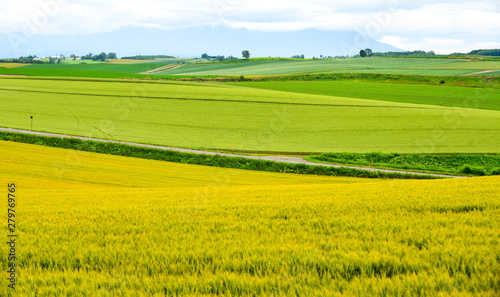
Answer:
[1, 0, 499, 56]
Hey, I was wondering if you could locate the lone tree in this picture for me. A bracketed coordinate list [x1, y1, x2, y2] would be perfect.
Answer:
[99, 52, 107, 61]
[360, 48, 373, 57]
[359, 48, 373, 58]
[242, 50, 250, 59]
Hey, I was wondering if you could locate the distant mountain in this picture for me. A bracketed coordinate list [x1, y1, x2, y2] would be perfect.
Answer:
[0, 26, 404, 59]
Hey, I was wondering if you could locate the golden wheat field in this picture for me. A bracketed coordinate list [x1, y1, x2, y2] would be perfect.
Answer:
[0, 63, 28, 68]
[1, 141, 499, 296]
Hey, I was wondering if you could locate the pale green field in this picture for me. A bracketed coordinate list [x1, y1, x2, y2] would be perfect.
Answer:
[410, 61, 500, 70]
[1, 77, 499, 153]
[327, 68, 474, 75]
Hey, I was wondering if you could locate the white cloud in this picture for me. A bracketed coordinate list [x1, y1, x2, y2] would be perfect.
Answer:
[379, 36, 500, 54]
[384, 3, 500, 36]
[372, 2, 500, 53]
[0, 0, 499, 54]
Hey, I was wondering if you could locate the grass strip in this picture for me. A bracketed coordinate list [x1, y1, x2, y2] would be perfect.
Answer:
[306, 152, 500, 176]
[0, 131, 438, 179]
[240, 73, 500, 88]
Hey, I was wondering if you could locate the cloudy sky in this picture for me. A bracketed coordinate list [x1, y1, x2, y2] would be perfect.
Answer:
[1, 0, 499, 54]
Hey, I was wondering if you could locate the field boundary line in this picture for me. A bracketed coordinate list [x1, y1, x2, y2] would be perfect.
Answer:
[459, 70, 496, 76]
[0, 127, 465, 178]
[139, 64, 185, 75]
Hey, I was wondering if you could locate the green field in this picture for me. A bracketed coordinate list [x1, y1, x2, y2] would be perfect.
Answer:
[306, 152, 500, 176]
[3, 58, 499, 79]
[342, 60, 500, 76]
[1, 77, 499, 153]
[411, 61, 500, 70]
[0, 68, 155, 78]
[328, 68, 474, 76]
[21, 62, 168, 74]
[156, 58, 487, 76]
[227, 81, 500, 111]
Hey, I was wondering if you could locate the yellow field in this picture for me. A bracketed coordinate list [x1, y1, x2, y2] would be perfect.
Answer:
[0, 140, 370, 189]
[1, 141, 499, 296]
[0, 63, 28, 68]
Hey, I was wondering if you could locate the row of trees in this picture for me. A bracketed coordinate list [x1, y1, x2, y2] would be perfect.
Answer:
[201, 53, 236, 61]
[452, 49, 500, 56]
[1, 53, 119, 64]
[370, 50, 436, 57]
[48, 57, 61, 64]
[359, 48, 373, 57]
[0, 56, 63, 64]
[121, 55, 175, 60]
[201, 53, 243, 61]
[80, 52, 117, 61]
[6, 47, 498, 66]
[0, 55, 45, 64]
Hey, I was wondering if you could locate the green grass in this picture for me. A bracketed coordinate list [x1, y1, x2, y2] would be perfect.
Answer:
[21, 62, 168, 74]
[411, 61, 500, 70]
[242, 73, 500, 89]
[226, 81, 500, 111]
[327, 68, 476, 76]
[306, 152, 500, 176]
[59, 60, 104, 64]
[158, 58, 462, 76]
[0, 67, 157, 78]
[1, 77, 499, 154]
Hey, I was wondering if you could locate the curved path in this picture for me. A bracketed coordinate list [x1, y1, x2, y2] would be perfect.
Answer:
[459, 70, 496, 76]
[0, 127, 465, 178]
[138, 64, 184, 75]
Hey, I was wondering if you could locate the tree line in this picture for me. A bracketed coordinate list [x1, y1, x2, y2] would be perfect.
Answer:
[0, 56, 45, 64]
[201, 50, 251, 61]
[370, 50, 436, 57]
[454, 49, 500, 56]
[201, 53, 239, 61]
[121, 55, 175, 60]
[80, 52, 117, 61]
